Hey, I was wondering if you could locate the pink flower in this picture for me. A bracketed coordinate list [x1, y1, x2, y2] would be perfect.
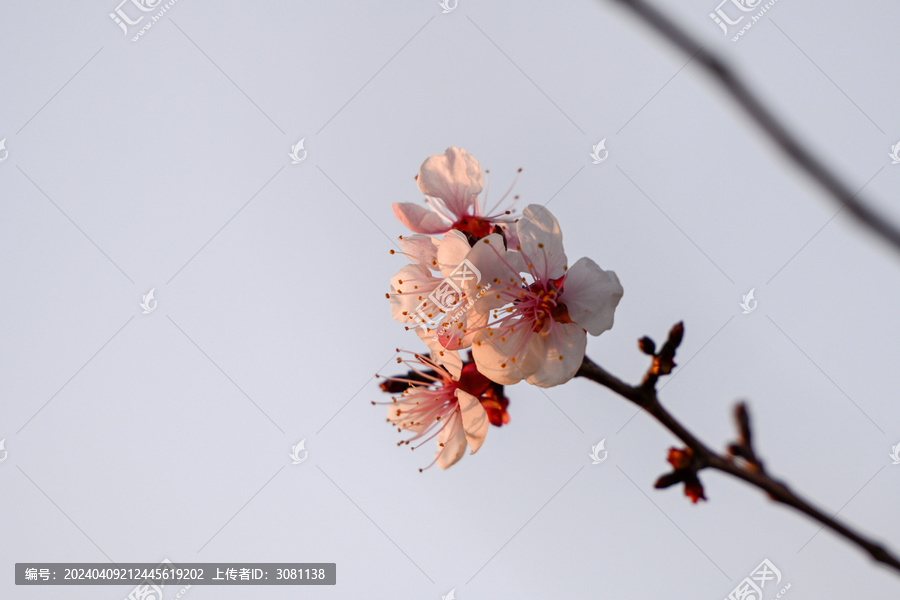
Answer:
[386, 234, 441, 327]
[385, 230, 489, 377]
[376, 353, 498, 470]
[467, 205, 624, 388]
[392, 147, 518, 242]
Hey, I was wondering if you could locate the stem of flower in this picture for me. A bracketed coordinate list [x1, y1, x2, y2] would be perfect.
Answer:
[576, 342, 900, 574]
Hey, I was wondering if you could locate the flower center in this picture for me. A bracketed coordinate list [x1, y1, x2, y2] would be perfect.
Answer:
[452, 214, 495, 240]
[518, 277, 573, 332]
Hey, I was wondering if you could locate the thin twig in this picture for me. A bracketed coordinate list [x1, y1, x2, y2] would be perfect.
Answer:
[607, 0, 900, 254]
[576, 324, 900, 574]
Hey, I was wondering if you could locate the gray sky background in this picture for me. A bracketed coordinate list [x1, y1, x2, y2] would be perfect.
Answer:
[2, 0, 899, 598]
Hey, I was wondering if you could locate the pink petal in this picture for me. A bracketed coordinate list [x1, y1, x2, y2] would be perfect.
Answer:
[562, 257, 623, 336]
[417, 328, 463, 380]
[389, 264, 438, 326]
[525, 322, 587, 388]
[399, 234, 440, 270]
[465, 233, 526, 311]
[516, 204, 567, 280]
[417, 147, 483, 218]
[393, 202, 451, 234]
[499, 223, 520, 250]
[437, 412, 467, 469]
[456, 389, 489, 454]
[471, 326, 541, 386]
[436, 230, 473, 277]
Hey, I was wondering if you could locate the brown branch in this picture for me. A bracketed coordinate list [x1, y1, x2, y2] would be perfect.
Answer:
[576, 323, 900, 574]
[607, 0, 900, 255]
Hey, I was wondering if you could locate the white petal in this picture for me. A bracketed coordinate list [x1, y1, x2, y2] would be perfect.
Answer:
[471, 325, 542, 385]
[456, 389, 489, 454]
[417, 328, 463, 380]
[392, 202, 451, 234]
[437, 413, 467, 469]
[434, 233, 517, 334]
[436, 230, 473, 278]
[389, 264, 439, 326]
[516, 205, 567, 280]
[399, 234, 440, 270]
[500, 223, 520, 250]
[417, 147, 483, 218]
[390, 264, 437, 298]
[453, 307, 488, 349]
[562, 257, 623, 336]
[465, 233, 526, 311]
[432, 303, 485, 355]
[525, 323, 587, 388]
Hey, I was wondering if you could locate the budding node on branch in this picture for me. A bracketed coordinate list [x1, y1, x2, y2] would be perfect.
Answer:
[641, 322, 685, 385]
[728, 401, 763, 471]
[655, 446, 706, 503]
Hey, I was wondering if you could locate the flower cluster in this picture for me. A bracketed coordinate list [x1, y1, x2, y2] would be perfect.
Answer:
[379, 147, 624, 469]
[375, 352, 509, 471]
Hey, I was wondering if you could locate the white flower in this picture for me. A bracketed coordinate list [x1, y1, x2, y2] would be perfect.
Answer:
[392, 147, 518, 242]
[385, 230, 487, 378]
[469, 205, 624, 388]
[385, 233, 471, 377]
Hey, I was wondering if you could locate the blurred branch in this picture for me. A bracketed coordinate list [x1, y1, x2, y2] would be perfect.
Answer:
[607, 0, 900, 254]
[577, 322, 900, 574]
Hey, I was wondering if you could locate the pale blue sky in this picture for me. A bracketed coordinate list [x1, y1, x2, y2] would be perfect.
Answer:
[1, 0, 899, 598]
